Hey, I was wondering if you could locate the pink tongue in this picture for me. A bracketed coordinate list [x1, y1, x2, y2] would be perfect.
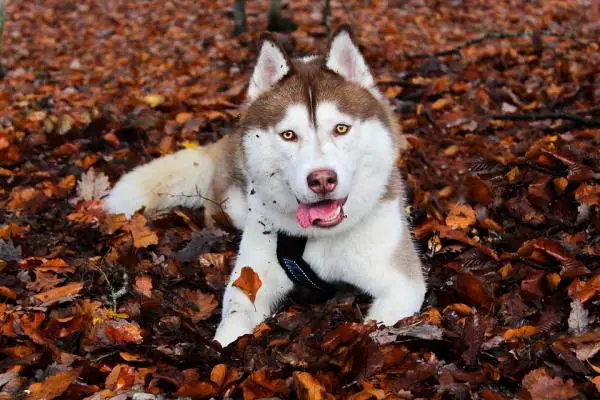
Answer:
[296, 200, 339, 229]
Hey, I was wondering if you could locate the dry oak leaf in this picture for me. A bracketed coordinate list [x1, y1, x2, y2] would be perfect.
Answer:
[74, 168, 110, 202]
[105, 364, 136, 392]
[504, 325, 538, 342]
[38, 258, 75, 273]
[522, 368, 579, 400]
[210, 363, 240, 390]
[178, 288, 218, 323]
[135, 275, 153, 298]
[124, 213, 158, 248]
[293, 371, 335, 400]
[33, 281, 83, 306]
[104, 319, 144, 345]
[347, 389, 387, 400]
[446, 203, 477, 229]
[241, 368, 288, 400]
[26, 368, 82, 400]
[233, 266, 263, 304]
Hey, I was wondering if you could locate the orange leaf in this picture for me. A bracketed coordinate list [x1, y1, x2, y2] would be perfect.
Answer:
[26, 368, 82, 400]
[233, 266, 263, 304]
[135, 275, 153, 298]
[104, 320, 144, 344]
[504, 325, 538, 341]
[38, 258, 75, 274]
[242, 368, 287, 400]
[446, 203, 476, 229]
[293, 371, 334, 400]
[33, 281, 83, 305]
[125, 213, 158, 248]
[210, 364, 240, 389]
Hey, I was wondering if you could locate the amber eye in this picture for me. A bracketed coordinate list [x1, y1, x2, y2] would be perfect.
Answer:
[335, 124, 350, 135]
[280, 130, 297, 141]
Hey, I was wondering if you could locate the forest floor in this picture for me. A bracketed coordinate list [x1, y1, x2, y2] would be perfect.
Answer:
[1, 0, 599, 399]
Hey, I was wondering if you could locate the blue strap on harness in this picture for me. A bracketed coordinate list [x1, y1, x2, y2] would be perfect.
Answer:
[276, 232, 336, 293]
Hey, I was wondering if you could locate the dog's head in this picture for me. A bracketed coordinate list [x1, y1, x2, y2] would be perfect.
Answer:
[239, 26, 400, 235]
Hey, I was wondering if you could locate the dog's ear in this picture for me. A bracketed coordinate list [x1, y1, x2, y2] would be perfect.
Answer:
[248, 33, 291, 100]
[325, 25, 374, 89]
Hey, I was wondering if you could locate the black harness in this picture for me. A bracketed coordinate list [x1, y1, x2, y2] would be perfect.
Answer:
[276, 232, 336, 294]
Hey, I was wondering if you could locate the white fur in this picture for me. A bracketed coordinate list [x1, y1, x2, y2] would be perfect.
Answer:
[248, 40, 290, 100]
[104, 147, 212, 216]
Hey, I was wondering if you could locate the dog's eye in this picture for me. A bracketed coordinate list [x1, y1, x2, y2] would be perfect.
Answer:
[334, 124, 350, 135]
[280, 130, 297, 141]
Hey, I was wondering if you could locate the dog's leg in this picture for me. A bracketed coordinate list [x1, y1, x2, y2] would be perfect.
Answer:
[214, 224, 293, 346]
[364, 233, 426, 325]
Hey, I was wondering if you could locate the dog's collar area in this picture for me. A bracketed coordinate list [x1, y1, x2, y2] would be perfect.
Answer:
[276, 232, 336, 294]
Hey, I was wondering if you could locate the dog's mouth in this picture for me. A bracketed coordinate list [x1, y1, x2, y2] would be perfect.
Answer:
[296, 198, 347, 229]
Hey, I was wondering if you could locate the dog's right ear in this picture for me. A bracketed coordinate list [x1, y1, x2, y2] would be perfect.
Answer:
[248, 33, 291, 100]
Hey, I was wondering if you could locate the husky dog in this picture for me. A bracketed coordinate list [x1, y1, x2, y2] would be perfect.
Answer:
[105, 26, 426, 346]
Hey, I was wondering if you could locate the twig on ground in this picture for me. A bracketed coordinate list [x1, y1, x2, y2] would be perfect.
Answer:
[158, 186, 234, 228]
[322, 0, 331, 33]
[489, 112, 600, 127]
[404, 29, 592, 60]
[92, 253, 129, 311]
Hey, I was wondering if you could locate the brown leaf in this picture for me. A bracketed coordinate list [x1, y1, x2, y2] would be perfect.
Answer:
[125, 213, 158, 248]
[210, 364, 240, 389]
[522, 368, 579, 399]
[503, 325, 538, 341]
[572, 274, 600, 303]
[446, 203, 477, 229]
[26, 368, 82, 400]
[38, 258, 75, 273]
[135, 275, 153, 298]
[178, 289, 218, 323]
[241, 368, 287, 400]
[233, 266, 263, 304]
[456, 272, 493, 310]
[104, 320, 144, 345]
[293, 371, 334, 400]
[467, 176, 494, 204]
[33, 281, 83, 306]
[105, 364, 136, 392]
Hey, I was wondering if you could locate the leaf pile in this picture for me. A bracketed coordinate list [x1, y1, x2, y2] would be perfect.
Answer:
[1, 0, 599, 398]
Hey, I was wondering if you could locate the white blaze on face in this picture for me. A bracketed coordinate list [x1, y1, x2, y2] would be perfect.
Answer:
[243, 99, 396, 230]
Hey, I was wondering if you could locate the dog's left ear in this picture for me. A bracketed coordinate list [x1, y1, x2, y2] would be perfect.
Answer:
[325, 25, 374, 89]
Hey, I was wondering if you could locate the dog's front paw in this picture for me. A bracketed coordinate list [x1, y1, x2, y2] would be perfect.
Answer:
[213, 311, 255, 347]
[366, 286, 425, 326]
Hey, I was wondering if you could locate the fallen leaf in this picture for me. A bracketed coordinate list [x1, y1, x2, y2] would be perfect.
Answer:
[33, 282, 84, 306]
[125, 213, 159, 248]
[74, 168, 111, 202]
[143, 94, 164, 108]
[135, 275, 153, 298]
[522, 368, 579, 399]
[446, 203, 477, 229]
[26, 368, 82, 400]
[504, 325, 538, 341]
[178, 288, 218, 323]
[567, 300, 589, 336]
[293, 371, 334, 400]
[233, 266, 262, 304]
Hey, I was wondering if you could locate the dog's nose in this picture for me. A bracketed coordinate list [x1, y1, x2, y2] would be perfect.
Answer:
[307, 169, 337, 194]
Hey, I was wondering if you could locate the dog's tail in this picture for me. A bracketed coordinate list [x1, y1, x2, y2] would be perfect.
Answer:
[104, 141, 223, 217]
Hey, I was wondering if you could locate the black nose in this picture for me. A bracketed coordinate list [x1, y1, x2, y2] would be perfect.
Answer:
[307, 169, 337, 194]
